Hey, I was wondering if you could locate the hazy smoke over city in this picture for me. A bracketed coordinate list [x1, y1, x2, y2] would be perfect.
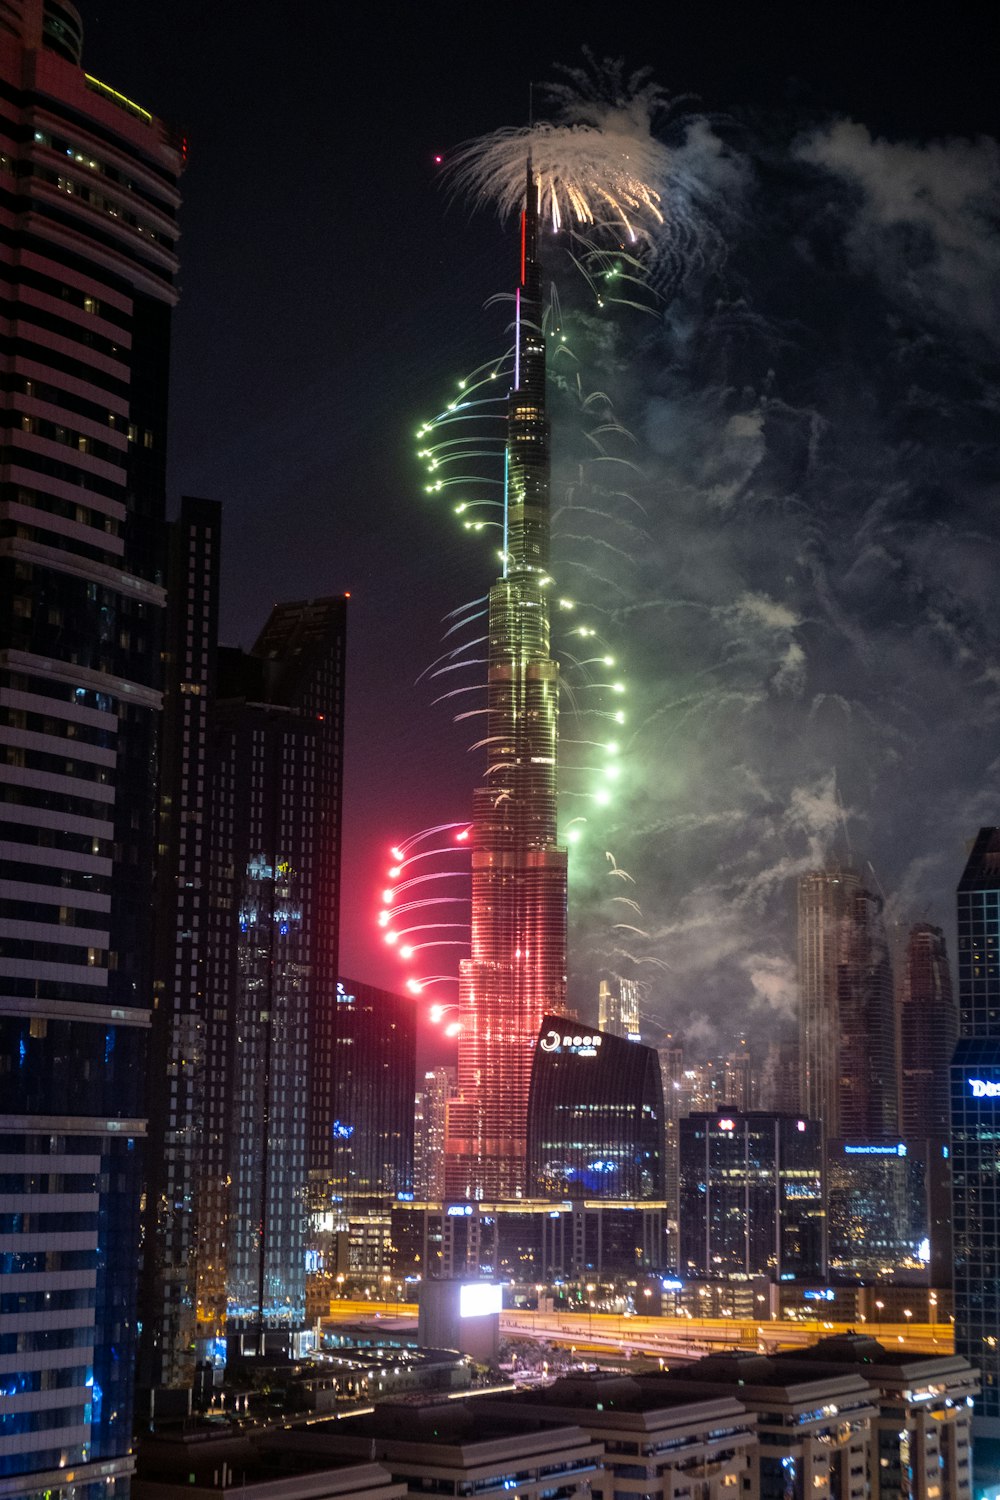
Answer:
[530, 88, 1000, 1050]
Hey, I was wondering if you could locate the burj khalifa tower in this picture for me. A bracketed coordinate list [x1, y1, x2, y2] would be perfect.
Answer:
[444, 165, 568, 1200]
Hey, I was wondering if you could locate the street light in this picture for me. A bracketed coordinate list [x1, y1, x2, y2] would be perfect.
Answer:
[875, 1299, 884, 1330]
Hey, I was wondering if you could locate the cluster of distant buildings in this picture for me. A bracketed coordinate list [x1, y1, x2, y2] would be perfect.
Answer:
[2, 7, 1000, 1500]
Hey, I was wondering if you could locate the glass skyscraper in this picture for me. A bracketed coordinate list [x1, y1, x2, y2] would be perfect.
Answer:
[678, 1113, 825, 1279]
[951, 828, 1000, 1450]
[526, 1018, 663, 1201]
[0, 4, 181, 1495]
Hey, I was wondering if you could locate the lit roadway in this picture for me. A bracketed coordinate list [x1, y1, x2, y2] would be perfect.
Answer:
[323, 1301, 952, 1359]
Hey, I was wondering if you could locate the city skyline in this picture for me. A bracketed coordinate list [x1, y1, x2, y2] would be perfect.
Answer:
[75, 5, 1000, 1060]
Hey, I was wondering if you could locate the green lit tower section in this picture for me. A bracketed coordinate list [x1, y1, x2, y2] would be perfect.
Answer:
[445, 164, 568, 1200]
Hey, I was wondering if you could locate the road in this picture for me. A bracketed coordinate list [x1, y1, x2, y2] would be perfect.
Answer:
[322, 1300, 952, 1359]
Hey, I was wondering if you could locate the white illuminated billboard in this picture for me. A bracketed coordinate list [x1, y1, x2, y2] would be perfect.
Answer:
[459, 1282, 502, 1319]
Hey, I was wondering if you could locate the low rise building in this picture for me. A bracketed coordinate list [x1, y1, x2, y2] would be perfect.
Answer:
[481, 1371, 759, 1500]
[287, 1396, 603, 1497]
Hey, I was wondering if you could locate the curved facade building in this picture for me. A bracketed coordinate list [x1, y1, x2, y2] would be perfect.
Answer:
[0, 4, 181, 1495]
[526, 1018, 664, 1201]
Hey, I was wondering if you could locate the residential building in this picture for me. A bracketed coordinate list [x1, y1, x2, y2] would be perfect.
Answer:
[413, 1065, 454, 1201]
[0, 3, 182, 1493]
[597, 976, 640, 1040]
[197, 598, 346, 1352]
[141, 496, 220, 1390]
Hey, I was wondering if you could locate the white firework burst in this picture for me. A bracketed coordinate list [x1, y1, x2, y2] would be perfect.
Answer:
[445, 54, 711, 290]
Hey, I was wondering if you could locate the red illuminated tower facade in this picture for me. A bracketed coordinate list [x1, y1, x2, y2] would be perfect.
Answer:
[444, 166, 568, 1199]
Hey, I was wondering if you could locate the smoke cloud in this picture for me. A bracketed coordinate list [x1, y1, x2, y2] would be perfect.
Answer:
[551, 107, 1000, 1052]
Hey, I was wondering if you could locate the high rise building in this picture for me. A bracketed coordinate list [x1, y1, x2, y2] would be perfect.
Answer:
[597, 976, 640, 1040]
[526, 1018, 664, 1201]
[900, 922, 956, 1138]
[413, 1065, 454, 1201]
[798, 866, 898, 1139]
[951, 828, 1000, 1454]
[141, 497, 220, 1390]
[194, 598, 346, 1354]
[678, 1113, 825, 1280]
[0, 5, 182, 1493]
[445, 165, 567, 1200]
[328, 976, 415, 1204]
[799, 867, 860, 1135]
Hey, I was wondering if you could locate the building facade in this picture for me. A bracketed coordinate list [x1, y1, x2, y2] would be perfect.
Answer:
[597, 976, 640, 1040]
[445, 165, 568, 1201]
[951, 826, 1000, 1450]
[826, 1138, 951, 1280]
[141, 497, 220, 1390]
[328, 976, 415, 1203]
[0, 4, 181, 1494]
[900, 922, 957, 1138]
[678, 1113, 824, 1280]
[413, 1064, 454, 1202]
[195, 599, 346, 1353]
[527, 1018, 664, 1201]
[798, 867, 898, 1140]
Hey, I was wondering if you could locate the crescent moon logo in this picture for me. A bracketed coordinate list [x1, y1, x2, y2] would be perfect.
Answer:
[540, 1029, 561, 1052]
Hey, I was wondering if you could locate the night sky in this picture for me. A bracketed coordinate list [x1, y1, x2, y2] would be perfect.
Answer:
[84, 3, 998, 1059]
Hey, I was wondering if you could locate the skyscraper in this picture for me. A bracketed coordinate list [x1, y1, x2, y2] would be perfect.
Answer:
[798, 866, 898, 1139]
[0, 4, 182, 1492]
[798, 866, 860, 1135]
[444, 165, 567, 1200]
[527, 1019, 664, 1201]
[414, 1065, 455, 1201]
[678, 1113, 825, 1280]
[838, 885, 897, 1138]
[328, 976, 415, 1204]
[199, 598, 346, 1351]
[142, 496, 221, 1390]
[597, 976, 641, 1041]
[900, 921, 956, 1138]
[951, 828, 1000, 1452]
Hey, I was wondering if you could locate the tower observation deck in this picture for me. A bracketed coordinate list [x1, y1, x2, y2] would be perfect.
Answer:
[444, 164, 568, 1200]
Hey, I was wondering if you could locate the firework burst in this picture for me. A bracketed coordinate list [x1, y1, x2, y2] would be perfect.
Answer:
[445, 54, 710, 293]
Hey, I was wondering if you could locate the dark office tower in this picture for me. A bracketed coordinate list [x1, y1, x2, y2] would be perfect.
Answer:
[678, 1113, 825, 1279]
[329, 977, 415, 1202]
[197, 598, 346, 1351]
[0, 6, 181, 1495]
[951, 828, 1000, 1451]
[141, 498, 220, 1390]
[445, 164, 567, 1201]
[838, 886, 898, 1138]
[900, 923, 956, 1138]
[527, 1019, 664, 1201]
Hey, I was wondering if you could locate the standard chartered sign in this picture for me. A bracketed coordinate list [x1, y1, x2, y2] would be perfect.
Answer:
[969, 1078, 1000, 1098]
